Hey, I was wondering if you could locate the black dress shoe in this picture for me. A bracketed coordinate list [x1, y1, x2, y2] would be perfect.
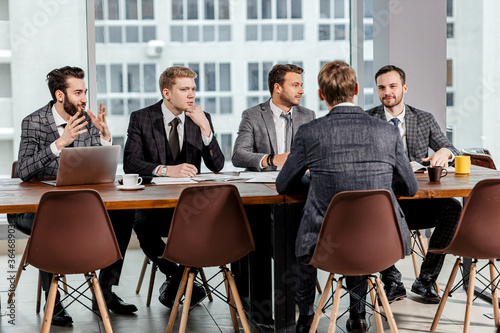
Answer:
[383, 281, 407, 304]
[159, 275, 182, 308]
[296, 314, 316, 333]
[346, 318, 368, 333]
[181, 281, 207, 309]
[46, 301, 73, 327]
[411, 278, 440, 304]
[93, 292, 138, 314]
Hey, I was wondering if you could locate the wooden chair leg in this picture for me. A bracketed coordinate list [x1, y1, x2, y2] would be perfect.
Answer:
[199, 268, 213, 302]
[464, 262, 477, 333]
[62, 275, 69, 294]
[375, 277, 399, 333]
[166, 267, 189, 333]
[136, 256, 149, 294]
[431, 258, 461, 331]
[310, 273, 334, 332]
[489, 259, 500, 327]
[225, 267, 252, 333]
[179, 271, 196, 333]
[36, 273, 42, 314]
[316, 278, 323, 294]
[327, 278, 343, 333]
[8, 247, 28, 303]
[41, 276, 59, 333]
[368, 277, 384, 333]
[222, 269, 239, 333]
[91, 272, 114, 333]
[147, 262, 157, 307]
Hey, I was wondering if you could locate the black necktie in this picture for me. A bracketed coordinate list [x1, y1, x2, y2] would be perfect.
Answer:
[280, 112, 292, 152]
[61, 123, 74, 147]
[169, 117, 180, 160]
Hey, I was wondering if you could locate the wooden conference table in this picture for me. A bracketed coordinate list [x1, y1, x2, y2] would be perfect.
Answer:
[0, 165, 499, 332]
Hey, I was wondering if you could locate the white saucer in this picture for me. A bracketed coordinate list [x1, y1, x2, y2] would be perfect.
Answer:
[117, 184, 145, 191]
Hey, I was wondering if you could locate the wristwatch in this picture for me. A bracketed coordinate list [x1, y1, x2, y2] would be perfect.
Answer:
[160, 166, 167, 176]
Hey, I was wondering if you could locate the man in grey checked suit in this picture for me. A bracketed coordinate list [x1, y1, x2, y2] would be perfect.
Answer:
[231, 64, 315, 326]
[232, 63, 315, 170]
[124, 66, 224, 308]
[276, 61, 418, 333]
[15, 66, 137, 327]
[366, 65, 462, 306]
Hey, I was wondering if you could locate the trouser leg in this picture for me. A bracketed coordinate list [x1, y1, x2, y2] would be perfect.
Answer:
[295, 256, 317, 316]
[400, 198, 462, 282]
[99, 209, 135, 288]
[133, 208, 182, 277]
[346, 275, 367, 320]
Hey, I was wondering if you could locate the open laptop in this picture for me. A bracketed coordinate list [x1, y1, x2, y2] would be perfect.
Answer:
[43, 145, 121, 186]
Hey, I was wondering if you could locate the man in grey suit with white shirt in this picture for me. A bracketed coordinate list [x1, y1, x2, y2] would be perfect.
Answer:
[232, 63, 315, 170]
[276, 61, 418, 333]
[232, 64, 315, 325]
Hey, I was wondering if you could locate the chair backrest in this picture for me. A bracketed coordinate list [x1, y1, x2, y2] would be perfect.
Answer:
[162, 184, 255, 268]
[11, 160, 18, 178]
[462, 148, 496, 170]
[433, 179, 500, 259]
[26, 189, 122, 274]
[308, 189, 404, 276]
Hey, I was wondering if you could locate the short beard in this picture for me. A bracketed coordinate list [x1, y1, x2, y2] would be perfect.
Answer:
[63, 92, 82, 116]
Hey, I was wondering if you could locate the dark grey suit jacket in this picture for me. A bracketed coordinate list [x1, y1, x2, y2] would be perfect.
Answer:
[123, 100, 224, 175]
[366, 104, 460, 164]
[232, 99, 315, 171]
[17, 101, 102, 181]
[276, 105, 418, 257]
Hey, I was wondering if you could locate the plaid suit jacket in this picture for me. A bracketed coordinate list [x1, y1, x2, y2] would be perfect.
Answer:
[232, 99, 316, 171]
[17, 101, 103, 181]
[123, 100, 224, 175]
[366, 104, 459, 165]
[276, 106, 418, 257]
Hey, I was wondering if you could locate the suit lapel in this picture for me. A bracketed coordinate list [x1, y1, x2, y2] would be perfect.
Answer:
[404, 105, 417, 160]
[261, 101, 278, 154]
[150, 103, 168, 164]
[184, 117, 198, 163]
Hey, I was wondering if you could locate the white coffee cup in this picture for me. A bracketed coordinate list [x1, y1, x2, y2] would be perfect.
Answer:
[122, 174, 142, 188]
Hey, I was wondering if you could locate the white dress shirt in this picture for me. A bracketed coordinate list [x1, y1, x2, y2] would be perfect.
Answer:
[258, 100, 295, 170]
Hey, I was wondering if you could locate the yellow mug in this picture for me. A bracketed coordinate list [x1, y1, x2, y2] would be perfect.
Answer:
[455, 155, 471, 174]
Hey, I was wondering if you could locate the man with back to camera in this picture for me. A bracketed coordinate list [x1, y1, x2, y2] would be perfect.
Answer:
[231, 63, 315, 324]
[123, 66, 224, 308]
[366, 65, 462, 304]
[276, 61, 418, 333]
[15, 66, 137, 327]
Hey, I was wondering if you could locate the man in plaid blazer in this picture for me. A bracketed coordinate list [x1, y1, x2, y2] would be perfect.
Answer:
[123, 66, 224, 309]
[366, 65, 462, 307]
[15, 66, 137, 327]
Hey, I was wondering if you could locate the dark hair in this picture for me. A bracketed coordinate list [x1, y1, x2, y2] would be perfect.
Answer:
[375, 65, 406, 85]
[317, 60, 357, 106]
[267, 64, 304, 95]
[46, 66, 85, 102]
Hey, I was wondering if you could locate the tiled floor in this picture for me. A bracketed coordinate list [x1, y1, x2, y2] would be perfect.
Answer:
[0, 244, 498, 332]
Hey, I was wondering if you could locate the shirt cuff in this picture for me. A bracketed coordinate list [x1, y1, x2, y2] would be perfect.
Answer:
[100, 137, 112, 146]
[445, 148, 455, 162]
[201, 132, 213, 146]
[153, 165, 162, 176]
[50, 142, 61, 157]
[258, 155, 266, 171]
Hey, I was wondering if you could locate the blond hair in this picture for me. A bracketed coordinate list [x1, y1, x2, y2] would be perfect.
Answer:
[159, 66, 197, 94]
[317, 61, 357, 106]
